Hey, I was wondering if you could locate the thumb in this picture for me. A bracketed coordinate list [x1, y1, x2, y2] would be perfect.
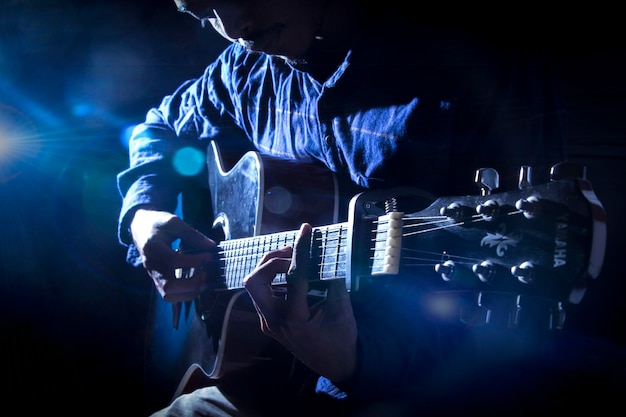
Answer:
[285, 223, 313, 314]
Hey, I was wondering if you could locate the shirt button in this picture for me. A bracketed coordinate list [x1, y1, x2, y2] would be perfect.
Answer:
[324, 135, 334, 146]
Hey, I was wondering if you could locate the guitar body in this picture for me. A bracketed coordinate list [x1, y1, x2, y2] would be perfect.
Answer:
[144, 142, 339, 410]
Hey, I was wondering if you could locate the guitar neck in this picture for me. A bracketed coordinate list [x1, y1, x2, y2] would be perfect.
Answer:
[219, 222, 351, 290]
[213, 175, 604, 306]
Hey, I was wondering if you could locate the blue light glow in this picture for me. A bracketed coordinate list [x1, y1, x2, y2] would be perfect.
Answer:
[119, 124, 136, 149]
[173, 146, 204, 176]
[0, 104, 41, 183]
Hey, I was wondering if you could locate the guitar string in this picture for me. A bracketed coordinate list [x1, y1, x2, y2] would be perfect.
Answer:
[212, 208, 525, 288]
[316, 209, 527, 276]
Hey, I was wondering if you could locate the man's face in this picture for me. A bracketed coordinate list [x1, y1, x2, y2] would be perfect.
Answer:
[173, 0, 325, 61]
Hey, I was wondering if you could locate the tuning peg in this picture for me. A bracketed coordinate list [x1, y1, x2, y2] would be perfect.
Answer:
[518, 165, 532, 189]
[435, 260, 456, 281]
[511, 261, 534, 284]
[472, 260, 496, 283]
[440, 202, 472, 222]
[550, 161, 587, 180]
[515, 195, 540, 219]
[476, 199, 499, 220]
[549, 301, 567, 330]
[474, 168, 500, 196]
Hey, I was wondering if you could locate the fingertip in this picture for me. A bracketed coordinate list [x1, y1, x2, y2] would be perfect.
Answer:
[198, 238, 217, 251]
[326, 278, 349, 298]
[271, 246, 293, 258]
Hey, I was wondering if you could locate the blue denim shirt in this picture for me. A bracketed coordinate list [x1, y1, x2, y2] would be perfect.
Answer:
[117, 37, 566, 402]
[118, 41, 565, 246]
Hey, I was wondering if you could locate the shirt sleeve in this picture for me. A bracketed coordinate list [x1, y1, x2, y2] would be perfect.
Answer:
[115, 45, 250, 264]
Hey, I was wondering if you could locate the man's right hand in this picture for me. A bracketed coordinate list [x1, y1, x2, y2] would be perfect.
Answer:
[243, 223, 358, 382]
[130, 208, 216, 302]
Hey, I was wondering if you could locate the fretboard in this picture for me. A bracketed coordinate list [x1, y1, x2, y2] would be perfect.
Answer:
[219, 222, 351, 289]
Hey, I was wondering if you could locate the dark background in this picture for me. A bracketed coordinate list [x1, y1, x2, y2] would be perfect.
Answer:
[1, 1, 624, 415]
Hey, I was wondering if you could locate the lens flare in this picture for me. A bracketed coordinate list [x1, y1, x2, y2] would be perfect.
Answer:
[0, 104, 40, 183]
[173, 146, 205, 176]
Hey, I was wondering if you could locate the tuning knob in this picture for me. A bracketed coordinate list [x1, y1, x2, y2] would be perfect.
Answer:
[518, 165, 532, 189]
[472, 260, 495, 283]
[474, 168, 500, 196]
[511, 261, 534, 284]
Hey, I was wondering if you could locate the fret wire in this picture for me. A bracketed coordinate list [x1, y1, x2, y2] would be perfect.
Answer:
[334, 224, 342, 277]
[235, 239, 244, 287]
[234, 244, 240, 288]
[319, 228, 327, 281]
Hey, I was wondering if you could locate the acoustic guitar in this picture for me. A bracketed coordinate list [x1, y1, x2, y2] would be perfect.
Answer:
[144, 141, 606, 409]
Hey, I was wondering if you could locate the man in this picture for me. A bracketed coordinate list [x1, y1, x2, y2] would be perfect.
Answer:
[117, 1, 623, 415]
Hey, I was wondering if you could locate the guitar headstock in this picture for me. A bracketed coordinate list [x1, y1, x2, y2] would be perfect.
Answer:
[357, 163, 606, 307]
